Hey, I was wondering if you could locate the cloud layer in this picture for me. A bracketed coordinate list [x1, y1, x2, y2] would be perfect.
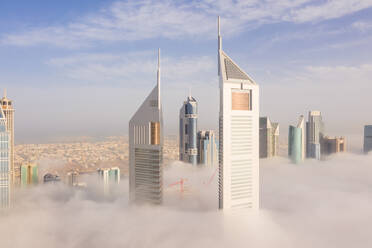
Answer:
[1, 154, 372, 248]
[2, 0, 372, 48]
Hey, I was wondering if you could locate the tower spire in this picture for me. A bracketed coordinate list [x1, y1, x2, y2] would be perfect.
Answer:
[218, 16, 222, 76]
[3, 88, 6, 98]
[157, 48, 161, 109]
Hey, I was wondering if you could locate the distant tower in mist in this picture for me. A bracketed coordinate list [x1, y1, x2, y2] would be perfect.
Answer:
[218, 17, 260, 211]
[129, 49, 163, 204]
[288, 115, 305, 164]
[97, 167, 120, 195]
[364, 125, 372, 153]
[0, 104, 10, 208]
[1, 90, 15, 186]
[20, 162, 39, 186]
[306, 111, 324, 160]
[197, 130, 219, 166]
[179, 95, 198, 165]
[259, 117, 279, 158]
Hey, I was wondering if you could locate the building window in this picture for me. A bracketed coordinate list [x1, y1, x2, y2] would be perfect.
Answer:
[231, 91, 251, 110]
[150, 122, 160, 145]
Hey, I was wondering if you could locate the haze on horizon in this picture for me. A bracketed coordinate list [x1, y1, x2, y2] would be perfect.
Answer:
[1, 0, 371, 144]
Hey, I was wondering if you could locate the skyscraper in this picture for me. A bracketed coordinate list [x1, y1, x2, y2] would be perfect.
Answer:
[20, 162, 39, 186]
[322, 136, 346, 155]
[218, 17, 260, 210]
[306, 111, 324, 159]
[364, 125, 372, 153]
[179, 96, 198, 165]
[129, 49, 163, 204]
[197, 130, 219, 166]
[259, 117, 279, 158]
[288, 115, 306, 164]
[97, 167, 120, 195]
[0, 90, 15, 185]
[0, 105, 10, 208]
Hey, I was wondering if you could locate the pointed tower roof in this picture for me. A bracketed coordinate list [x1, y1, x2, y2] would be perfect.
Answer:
[218, 17, 256, 84]
[157, 48, 161, 109]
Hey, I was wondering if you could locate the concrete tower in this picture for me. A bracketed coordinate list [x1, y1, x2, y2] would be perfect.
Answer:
[1, 90, 15, 185]
[0, 104, 10, 208]
[129, 49, 163, 204]
[179, 95, 198, 165]
[218, 17, 260, 211]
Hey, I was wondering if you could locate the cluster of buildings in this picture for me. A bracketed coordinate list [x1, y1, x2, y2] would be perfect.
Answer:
[1, 17, 372, 212]
[179, 96, 219, 166]
[288, 111, 347, 164]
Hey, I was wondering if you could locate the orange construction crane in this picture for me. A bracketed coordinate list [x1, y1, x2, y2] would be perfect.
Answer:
[168, 178, 188, 194]
[204, 168, 218, 186]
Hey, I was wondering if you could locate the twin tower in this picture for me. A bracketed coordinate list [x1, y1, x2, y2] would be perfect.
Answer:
[129, 17, 260, 211]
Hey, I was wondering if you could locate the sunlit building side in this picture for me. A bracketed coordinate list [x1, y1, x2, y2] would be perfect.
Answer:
[129, 49, 163, 204]
[218, 17, 260, 211]
[97, 167, 120, 195]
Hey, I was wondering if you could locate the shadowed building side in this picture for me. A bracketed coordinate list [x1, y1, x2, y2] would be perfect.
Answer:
[129, 49, 163, 204]
[363, 125, 372, 154]
[259, 117, 279, 158]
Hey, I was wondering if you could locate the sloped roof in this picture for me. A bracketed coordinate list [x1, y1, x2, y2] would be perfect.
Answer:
[219, 51, 256, 84]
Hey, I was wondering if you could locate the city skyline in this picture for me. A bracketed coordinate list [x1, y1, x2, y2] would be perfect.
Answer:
[1, 1, 372, 144]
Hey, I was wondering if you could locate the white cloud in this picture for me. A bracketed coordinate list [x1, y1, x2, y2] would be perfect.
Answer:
[2, 0, 372, 48]
[1, 154, 372, 247]
[352, 20, 372, 31]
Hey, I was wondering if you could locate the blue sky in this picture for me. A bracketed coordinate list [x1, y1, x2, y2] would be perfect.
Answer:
[1, 0, 372, 145]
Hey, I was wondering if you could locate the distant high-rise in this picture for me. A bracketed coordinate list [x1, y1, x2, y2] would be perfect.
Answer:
[218, 17, 260, 210]
[43, 173, 61, 183]
[0, 90, 15, 185]
[322, 136, 346, 155]
[306, 111, 324, 159]
[20, 162, 39, 186]
[288, 115, 305, 164]
[0, 105, 10, 208]
[66, 171, 79, 186]
[179, 96, 198, 165]
[259, 117, 279, 158]
[97, 167, 120, 195]
[197, 130, 219, 166]
[129, 49, 163, 204]
[364, 125, 372, 153]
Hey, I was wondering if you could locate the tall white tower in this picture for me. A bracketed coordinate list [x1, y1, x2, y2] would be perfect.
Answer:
[1, 90, 15, 185]
[0, 104, 10, 208]
[218, 17, 260, 210]
[129, 49, 163, 204]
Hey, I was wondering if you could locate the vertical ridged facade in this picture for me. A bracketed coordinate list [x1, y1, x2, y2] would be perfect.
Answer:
[179, 96, 198, 165]
[129, 49, 163, 204]
[1, 91, 15, 186]
[218, 17, 260, 211]
[0, 105, 10, 208]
